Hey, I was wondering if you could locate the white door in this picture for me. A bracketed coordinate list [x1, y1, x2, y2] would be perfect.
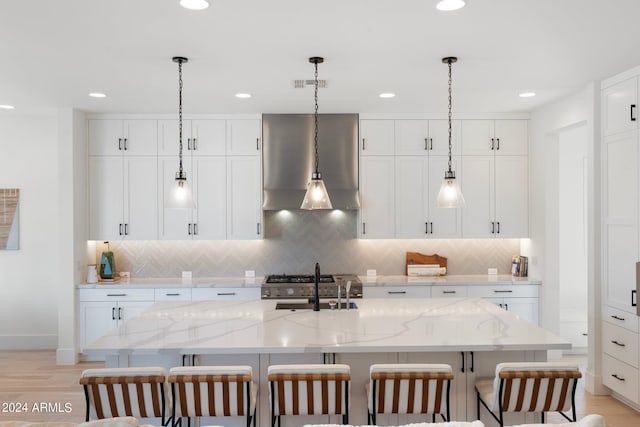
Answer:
[226, 119, 261, 155]
[360, 156, 395, 238]
[360, 119, 395, 155]
[89, 156, 124, 240]
[460, 120, 494, 155]
[395, 156, 427, 238]
[226, 156, 262, 239]
[494, 120, 528, 156]
[495, 156, 528, 238]
[158, 156, 194, 239]
[88, 120, 123, 156]
[506, 298, 539, 325]
[428, 155, 462, 238]
[603, 77, 638, 136]
[428, 119, 460, 156]
[461, 156, 494, 238]
[192, 120, 226, 155]
[123, 120, 157, 155]
[604, 131, 639, 312]
[193, 156, 227, 240]
[394, 120, 429, 155]
[157, 119, 192, 156]
[79, 301, 116, 351]
[124, 156, 158, 239]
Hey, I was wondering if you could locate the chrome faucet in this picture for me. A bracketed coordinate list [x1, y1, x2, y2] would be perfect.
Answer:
[313, 262, 320, 311]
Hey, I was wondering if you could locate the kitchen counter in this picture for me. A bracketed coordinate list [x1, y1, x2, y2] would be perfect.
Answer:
[359, 274, 540, 286]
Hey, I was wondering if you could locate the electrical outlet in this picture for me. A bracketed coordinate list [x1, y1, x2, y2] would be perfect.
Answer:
[245, 270, 255, 278]
[182, 271, 192, 279]
[366, 269, 377, 277]
[487, 268, 498, 275]
[120, 271, 130, 280]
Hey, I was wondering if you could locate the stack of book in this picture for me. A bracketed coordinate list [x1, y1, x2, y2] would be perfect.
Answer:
[511, 255, 528, 277]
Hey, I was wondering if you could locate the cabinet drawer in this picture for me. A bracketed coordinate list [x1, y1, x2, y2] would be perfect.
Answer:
[79, 288, 154, 302]
[467, 285, 539, 298]
[364, 286, 430, 298]
[602, 354, 639, 403]
[432, 286, 468, 298]
[603, 321, 639, 367]
[603, 305, 639, 333]
[191, 287, 261, 300]
[154, 288, 192, 301]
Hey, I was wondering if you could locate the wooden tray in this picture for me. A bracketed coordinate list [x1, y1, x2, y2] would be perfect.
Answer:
[405, 252, 448, 275]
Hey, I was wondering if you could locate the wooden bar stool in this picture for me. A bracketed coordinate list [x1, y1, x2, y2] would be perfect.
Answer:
[475, 362, 582, 426]
[80, 367, 169, 426]
[168, 365, 258, 427]
[267, 364, 351, 427]
[367, 363, 454, 425]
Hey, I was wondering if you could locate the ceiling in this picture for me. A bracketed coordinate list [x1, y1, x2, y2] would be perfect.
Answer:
[1, 0, 640, 116]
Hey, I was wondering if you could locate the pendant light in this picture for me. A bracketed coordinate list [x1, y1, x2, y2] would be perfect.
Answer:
[436, 56, 466, 208]
[301, 56, 333, 210]
[166, 56, 195, 209]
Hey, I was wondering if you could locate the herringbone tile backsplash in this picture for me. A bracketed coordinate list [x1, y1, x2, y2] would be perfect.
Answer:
[97, 211, 520, 277]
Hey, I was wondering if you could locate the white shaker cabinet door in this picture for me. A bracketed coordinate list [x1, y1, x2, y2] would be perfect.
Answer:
[192, 119, 226, 156]
[78, 301, 116, 352]
[460, 120, 494, 155]
[395, 156, 427, 238]
[360, 119, 395, 155]
[494, 120, 528, 156]
[427, 155, 462, 238]
[124, 156, 158, 240]
[88, 120, 124, 156]
[359, 156, 395, 238]
[226, 156, 262, 239]
[193, 156, 227, 240]
[89, 156, 124, 240]
[495, 156, 528, 238]
[122, 120, 158, 156]
[157, 119, 192, 156]
[394, 120, 429, 155]
[461, 156, 494, 238]
[158, 156, 194, 239]
[428, 119, 460, 156]
[603, 77, 638, 137]
[226, 119, 261, 156]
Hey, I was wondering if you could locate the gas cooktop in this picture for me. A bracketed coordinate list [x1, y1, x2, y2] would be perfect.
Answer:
[261, 274, 362, 299]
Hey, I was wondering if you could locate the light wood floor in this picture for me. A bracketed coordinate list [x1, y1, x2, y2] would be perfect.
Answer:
[0, 351, 639, 426]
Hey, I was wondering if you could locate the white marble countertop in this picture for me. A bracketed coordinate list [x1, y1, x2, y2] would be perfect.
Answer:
[77, 274, 539, 289]
[84, 297, 567, 356]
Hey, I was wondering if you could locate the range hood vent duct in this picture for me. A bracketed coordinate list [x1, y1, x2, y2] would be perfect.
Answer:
[262, 113, 360, 211]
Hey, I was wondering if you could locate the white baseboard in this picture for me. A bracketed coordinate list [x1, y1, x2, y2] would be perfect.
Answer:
[56, 347, 78, 365]
[585, 370, 609, 395]
[0, 334, 57, 350]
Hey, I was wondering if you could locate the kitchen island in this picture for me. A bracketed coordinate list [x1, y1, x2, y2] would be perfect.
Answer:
[85, 297, 568, 426]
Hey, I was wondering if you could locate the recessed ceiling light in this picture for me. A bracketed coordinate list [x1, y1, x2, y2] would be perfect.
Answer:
[89, 92, 107, 98]
[0, 104, 15, 110]
[436, 0, 466, 11]
[379, 93, 396, 99]
[235, 93, 252, 99]
[519, 92, 536, 98]
[179, 0, 210, 10]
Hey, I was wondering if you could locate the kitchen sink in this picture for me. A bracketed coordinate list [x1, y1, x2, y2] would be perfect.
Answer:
[275, 302, 358, 310]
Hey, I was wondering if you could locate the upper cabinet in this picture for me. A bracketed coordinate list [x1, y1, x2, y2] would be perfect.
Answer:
[461, 120, 528, 156]
[158, 119, 226, 156]
[89, 120, 157, 156]
[226, 119, 262, 156]
[360, 119, 395, 155]
[603, 77, 638, 137]
[395, 119, 460, 156]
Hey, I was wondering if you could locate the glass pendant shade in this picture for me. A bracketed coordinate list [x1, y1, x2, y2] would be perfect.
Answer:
[436, 172, 465, 208]
[301, 173, 333, 210]
[166, 176, 195, 209]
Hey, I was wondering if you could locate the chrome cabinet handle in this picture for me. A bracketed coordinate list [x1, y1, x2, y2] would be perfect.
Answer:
[217, 292, 236, 296]
[611, 315, 626, 321]
[612, 374, 625, 382]
[611, 340, 626, 347]
[632, 104, 637, 122]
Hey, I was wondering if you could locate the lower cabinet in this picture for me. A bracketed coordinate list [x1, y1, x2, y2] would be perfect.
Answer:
[192, 287, 261, 300]
[78, 289, 154, 353]
[467, 285, 539, 325]
[363, 285, 431, 298]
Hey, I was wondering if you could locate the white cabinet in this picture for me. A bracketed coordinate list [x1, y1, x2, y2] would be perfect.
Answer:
[431, 286, 468, 298]
[159, 156, 227, 240]
[360, 119, 394, 155]
[461, 155, 528, 238]
[603, 131, 639, 313]
[191, 287, 261, 300]
[467, 285, 539, 324]
[78, 289, 154, 352]
[359, 156, 395, 238]
[88, 120, 158, 156]
[460, 120, 528, 156]
[158, 119, 226, 156]
[363, 286, 431, 298]
[394, 119, 460, 156]
[226, 156, 262, 239]
[89, 156, 158, 240]
[226, 119, 262, 155]
[154, 288, 192, 301]
[395, 155, 461, 238]
[603, 77, 638, 137]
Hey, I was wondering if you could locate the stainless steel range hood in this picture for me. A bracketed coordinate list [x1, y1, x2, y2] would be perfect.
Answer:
[262, 114, 360, 210]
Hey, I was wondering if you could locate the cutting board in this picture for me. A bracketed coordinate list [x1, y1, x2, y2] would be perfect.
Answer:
[405, 252, 448, 275]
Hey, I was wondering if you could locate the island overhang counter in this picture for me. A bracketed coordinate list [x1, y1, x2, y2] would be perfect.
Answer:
[84, 297, 570, 426]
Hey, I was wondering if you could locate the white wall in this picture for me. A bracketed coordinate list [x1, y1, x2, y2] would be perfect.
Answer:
[528, 82, 603, 393]
[0, 114, 59, 348]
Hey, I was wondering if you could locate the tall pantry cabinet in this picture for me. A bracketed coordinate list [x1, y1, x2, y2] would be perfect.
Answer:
[601, 69, 640, 407]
